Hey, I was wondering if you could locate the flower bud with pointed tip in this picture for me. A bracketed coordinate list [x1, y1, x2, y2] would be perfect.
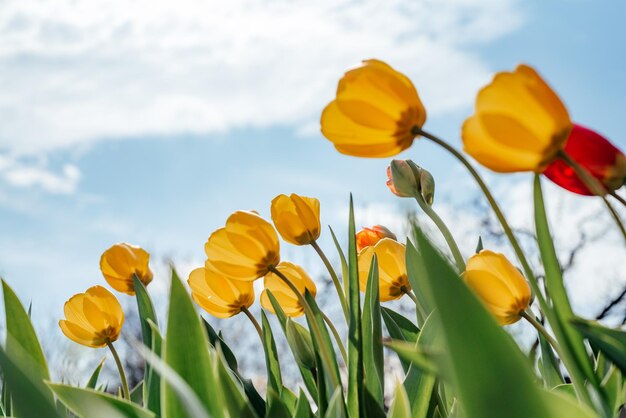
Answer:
[387, 159, 435, 204]
[285, 319, 315, 369]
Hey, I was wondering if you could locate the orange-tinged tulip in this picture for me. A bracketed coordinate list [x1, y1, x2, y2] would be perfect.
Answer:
[356, 225, 397, 252]
[205, 211, 280, 281]
[358, 238, 410, 302]
[463, 250, 532, 325]
[260, 262, 317, 318]
[321, 59, 427, 158]
[100, 243, 153, 296]
[271, 194, 321, 245]
[59, 285, 124, 348]
[462, 64, 572, 173]
[188, 266, 254, 318]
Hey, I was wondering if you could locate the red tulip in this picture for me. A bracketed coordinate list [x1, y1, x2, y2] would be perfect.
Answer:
[543, 124, 626, 196]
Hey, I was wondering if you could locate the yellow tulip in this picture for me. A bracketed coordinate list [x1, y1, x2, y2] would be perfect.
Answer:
[188, 266, 254, 318]
[271, 194, 321, 245]
[59, 285, 124, 348]
[321, 59, 427, 158]
[355, 225, 397, 253]
[260, 262, 317, 318]
[358, 238, 410, 302]
[205, 210, 280, 281]
[462, 64, 572, 173]
[463, 250, 532, 325]
[100, 243, 153, 296]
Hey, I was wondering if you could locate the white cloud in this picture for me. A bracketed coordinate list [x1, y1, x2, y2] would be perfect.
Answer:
[0, 154, 80, 194]
[0, 0, 524, 155]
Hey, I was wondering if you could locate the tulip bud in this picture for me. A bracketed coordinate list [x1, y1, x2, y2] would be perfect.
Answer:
[387, 159, 435, 204]
[285, 319, 316, 369]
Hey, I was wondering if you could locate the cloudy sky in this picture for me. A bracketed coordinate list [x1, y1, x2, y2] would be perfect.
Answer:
[1, 0, 625, 337]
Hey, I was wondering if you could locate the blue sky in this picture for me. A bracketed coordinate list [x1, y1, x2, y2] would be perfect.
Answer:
[1, 0, 625, 322]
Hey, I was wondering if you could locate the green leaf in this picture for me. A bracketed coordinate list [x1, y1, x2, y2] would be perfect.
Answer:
[404, 313, 438, 418]
[162, 269, 218, 418]
[265, 389, 291, 418]
[85, 356, 106, 389]
[533, 176, 597, 392]
[361, 255, 384, 415]
[387, 381, 411, 418]
[133, 275, 161, 415]
[541, 390, 599, 418]
[324, 387, 344, 418]
[49, 383, 155, 418]
[261, 310, 283, 397]
[293, 389, 314, 418]
[572, 318, 626, 375]
[346, 194, 363, 418]
[265, 291, 319, 404]
[202, 319, 238, 371]
[381, 307, 420, 373]
[329, 225, 350, 301]
[0, 344, 61, 418]
[475, 236, 483, 253]
[2, 280, 49, 380]
[211, 348, 257, 418]
[538, 333, 564, 389]
[405, 240, 429, 325]
[408, 229, 556, 418]
[131, 381, 144, 405]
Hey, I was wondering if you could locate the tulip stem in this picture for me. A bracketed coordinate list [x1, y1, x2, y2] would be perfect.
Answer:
[310, 240, 350, 323]
[413, 195, 466, 272]
[241, 307, 263, 342]
[519, 311, 560, 356]
[402, 286, 418, 304]
[610, 191, 626, 207]
[106, 340, 130, 400]
[268, 265, 342, 387]
[321, 312, 348, 364]
[415, 128, 545, 306]
[559, 150, 626, 243]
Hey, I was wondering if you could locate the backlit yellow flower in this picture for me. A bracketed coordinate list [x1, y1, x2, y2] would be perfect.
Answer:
[188, 266, 254, 318]
[462, 64, 572, 173]
[271, 194, 321, 245]
[205, 211, 280, 281]
[358, 238, 410, 302]
[260, 262, 317, 318]
[321, 59, 427, 158]
[59, 286, 124, 348]
[356, 225, 397, 253]
[463, 250, 532, 325]
[100, 243, 153, 296]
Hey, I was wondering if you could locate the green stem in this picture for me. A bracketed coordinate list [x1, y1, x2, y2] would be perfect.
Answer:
[519, 311, 560, 355]
[415, 128, 546, 308]
[310, 240, 350, 323]
[106, 340, 130, 400]
[413, 196, 466, 271]
[609, 190, 626, 207]
[321, 312, 347, 364]
[558, 151, 626, 243]
[241, 306, 263, 343]
[268, 265, 341, 388]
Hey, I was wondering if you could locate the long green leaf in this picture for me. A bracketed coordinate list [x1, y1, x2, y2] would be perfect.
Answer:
[573, 319, 626, 375]
[533, 175, 598, 398]
[133, 275, 161, 415]
[409, 229, 555, 418]
[0, 344, 60, 418]
[329, 225, 349, 301]
[212, 348, 257, 418]
[162, 269, 218, 418]
[362, 255, 385, 416]
[381, 307, 420, 373]
[49, 383, 155, 418]
[293, 389, 314, 418]
[387, 382, 411, 418]
[261, 310, 283, 397]
[265, 291, 319, 404]
[85, 356, 106, 389]
[347, 194, 363, 417]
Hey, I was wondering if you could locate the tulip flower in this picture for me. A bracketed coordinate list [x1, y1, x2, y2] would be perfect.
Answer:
[321, 59, 427, 158]
[100, 243, 153, 296]
[205, 210, 280, 281]
[59, 285, 124, 348]
[463, 250, 532, 325]
[543, 124, 626, 196]
[358, 238, 410, 302]
[356, 225, 397, 252]
[271, 194, 321, 245]
[462, 64, 572, 173]
[260, 262, 317, 318]
[188, 266, 254, 318]
[387, 159, 435, 204]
